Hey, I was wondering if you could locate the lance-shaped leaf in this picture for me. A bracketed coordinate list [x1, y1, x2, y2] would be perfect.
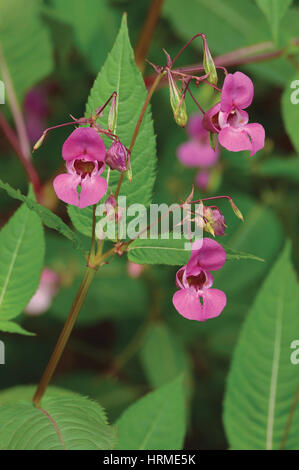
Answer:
[68, 14, 156, 235]
[0, 180, 84, 252]
[282, 77, 299, 154]
[116, 376, 186, 450]
[255, 0, 293, 43]
[0, 0, 52, 100]
[0, 199, 44, 324]
[127, 237, 264, 266]
[139, 323, 191, 389]
[224, 243, 299, 450]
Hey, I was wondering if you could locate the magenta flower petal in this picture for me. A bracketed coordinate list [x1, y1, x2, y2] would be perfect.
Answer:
[62, 127, 106, 162]
[201, 288, 227, 320]
[175, 265, 188, 289]
[53, 173, 81, 206]
[243, 123, 265, 157]
[218, 126, 252, 153]
[187, 238, 226, 275]
[79, 174, 108, 208]
[221, 72, 254, 112]
[202, 102, 221, 133]
[172, 288, 203, 321]
[177, 140, 219, 168]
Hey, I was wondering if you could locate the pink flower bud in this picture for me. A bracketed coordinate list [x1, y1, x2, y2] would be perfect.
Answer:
[105, 141, 128, 172]
[202, 206, 226, 236]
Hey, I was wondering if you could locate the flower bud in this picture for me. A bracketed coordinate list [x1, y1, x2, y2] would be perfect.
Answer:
[168, 71, 188, 128]
[105, 141, 127, 172]
[229, 198, 244, 222]
[33, 132, 46, 152]
[202, 35, 218, 85]
[202, 206, 226, 236]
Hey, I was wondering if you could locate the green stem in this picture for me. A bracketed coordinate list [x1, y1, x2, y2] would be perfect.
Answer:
[88, 205, 97, 265]
[32, 266, 96, 407]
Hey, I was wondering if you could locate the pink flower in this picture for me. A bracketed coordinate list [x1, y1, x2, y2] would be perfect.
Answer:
[105, 141, 128, 172]
[172, 238, 226, 321]
[53, 127, 108, 208]
[25, 268, 60, 315]
[177, 114, 219, 168]
[203, 71, 265, 157]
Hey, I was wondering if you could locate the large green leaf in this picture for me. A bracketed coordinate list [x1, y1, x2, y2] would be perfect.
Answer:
[0, 180, 84, 251]
[0, 200, 44, 323]
[224, 243, 299, 450]
[139, 323, 190, 388]
[68, 14, 156, 235]
[127, 237, 264, 266]
[0, 391, 116, 450]
[281, 77, 299, 154]
[51, 0, 120, 73]
[255, 0, 293, 43]
[116, 376, 186, 450]
[0, 385, 76, 405]
[0, 0, 52, 101]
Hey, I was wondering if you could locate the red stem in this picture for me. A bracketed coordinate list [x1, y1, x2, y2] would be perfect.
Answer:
[135, 0, 165, 71]
[145, 38, 299, 88]
[0, 111, 42, 198]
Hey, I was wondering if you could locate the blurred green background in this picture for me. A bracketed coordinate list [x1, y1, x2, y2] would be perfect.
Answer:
[1, 0, 299, 449]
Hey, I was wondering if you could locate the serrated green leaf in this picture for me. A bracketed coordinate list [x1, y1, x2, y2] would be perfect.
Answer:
[255, 0, 293, 43]
[0, 200, 44, 322]
[0, 393, 116, 450]
[69, 14, 157, 236]
[0, 385, 76, 406]
[116, 376, 186, 450]
[140, 323, 190, 388]
[127, 237, 264, 266]
[0, 179, 84, 251]
[0, 320, 34, 336]
[0, 0, 52, 100]
[54, 372, 141, 423]
[224, 243, 299, 450]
